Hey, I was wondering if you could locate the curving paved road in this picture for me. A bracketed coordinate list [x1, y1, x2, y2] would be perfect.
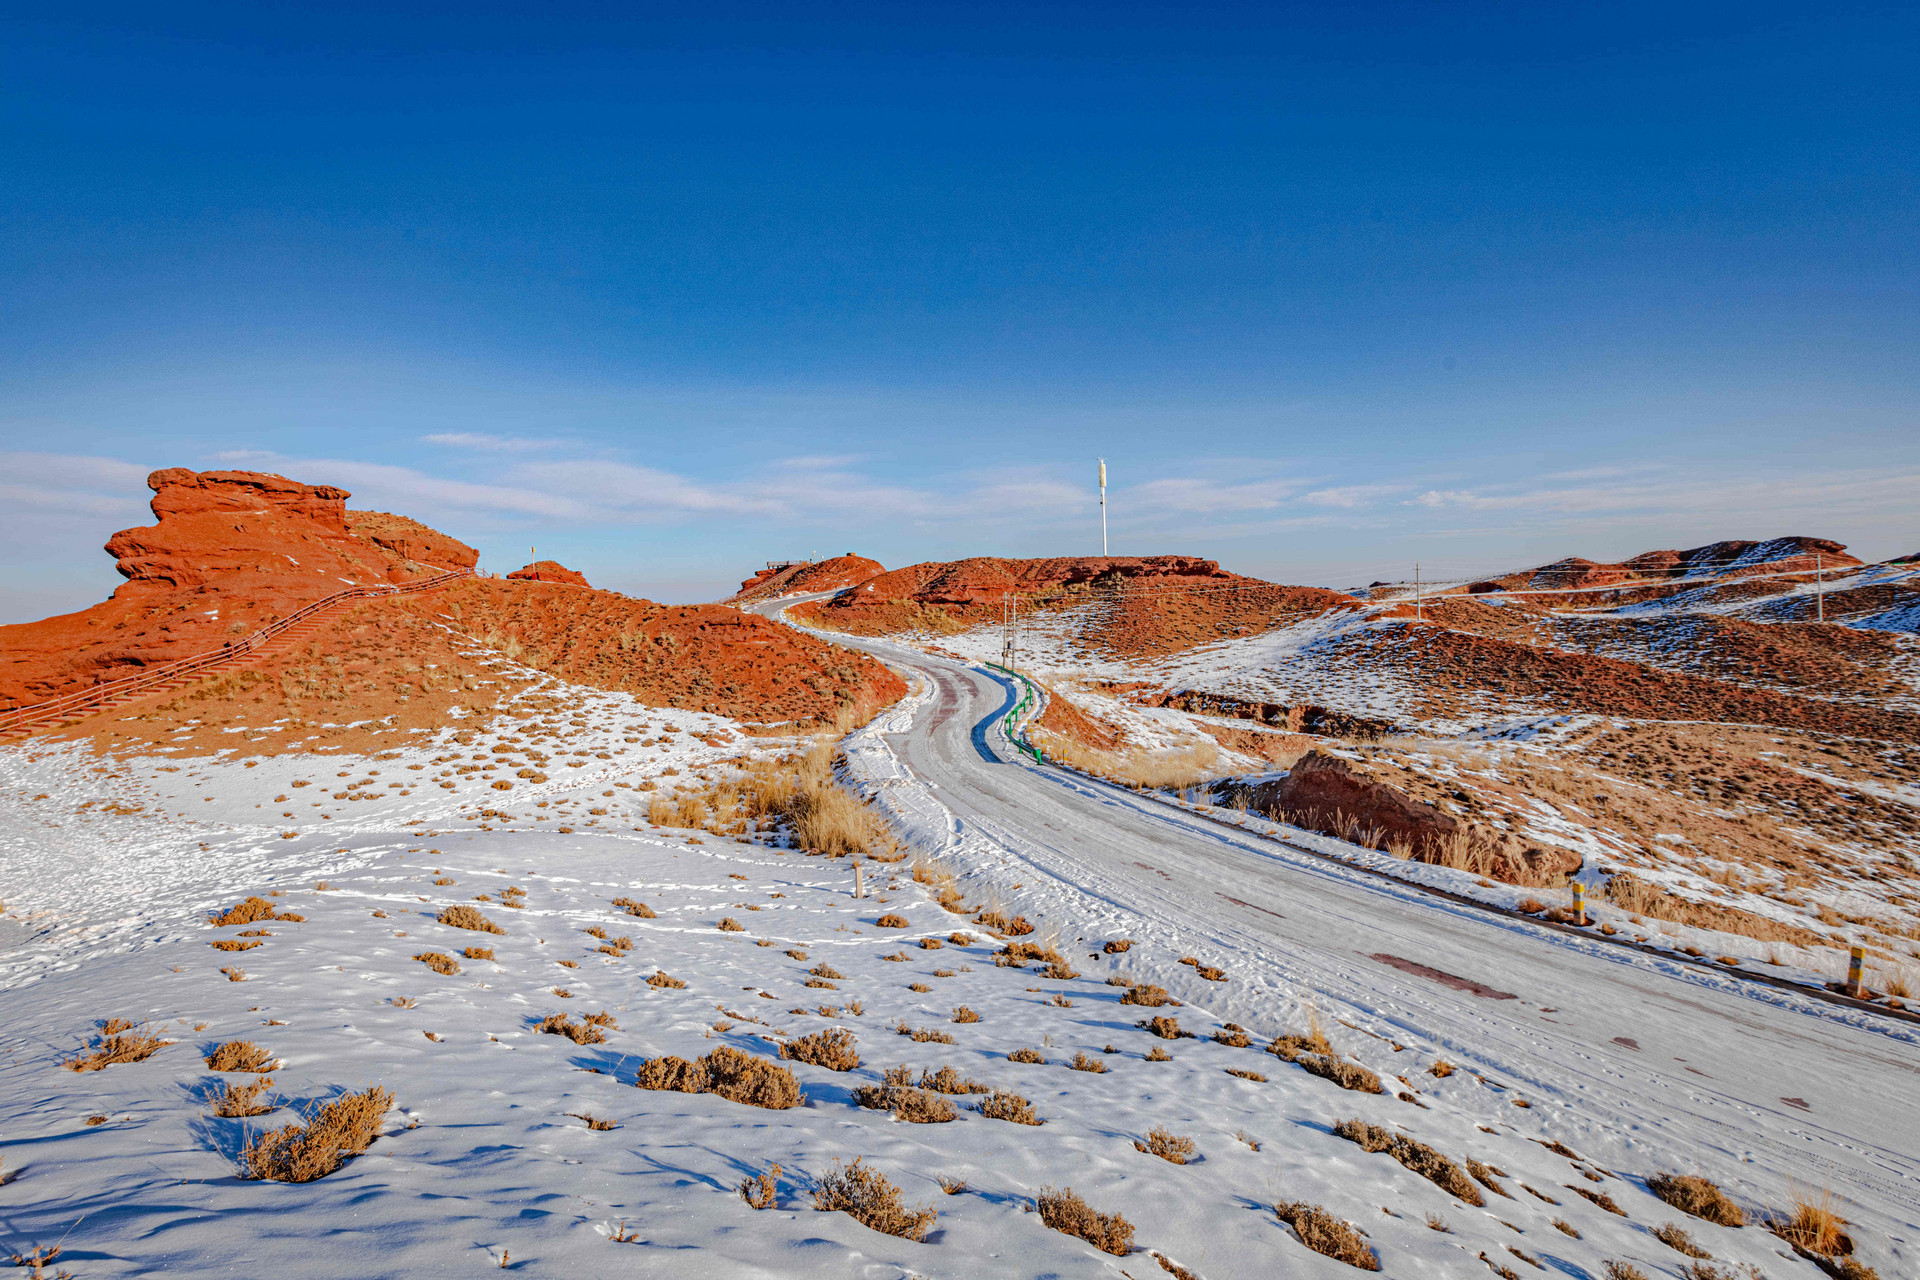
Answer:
[752, 594, 1920, 1236]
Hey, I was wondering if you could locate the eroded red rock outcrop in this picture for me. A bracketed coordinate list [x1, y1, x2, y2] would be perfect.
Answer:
[1232, 750, 1458, 852]
[507, 560, 590, 586]
[1, 467, 475, 708]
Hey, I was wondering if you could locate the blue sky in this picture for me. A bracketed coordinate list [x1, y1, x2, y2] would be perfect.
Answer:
[3, 2, 1916, 620]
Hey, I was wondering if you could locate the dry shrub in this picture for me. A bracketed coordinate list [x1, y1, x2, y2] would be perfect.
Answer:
[1771, 1188, 1847, 1254]
[437, 905, 504, 934]
[1213, 1026, 1252, 1047]
[648, 970, 687, 989]
[781, 1027, 860, 1071]
[1606, 873, 1822, 947]
[918, 936, 944, 950]
[975, 1090, 1042, 1125]
[1429, 1059, 1455, 1077]
[1655, 1223, 1712, 1257]
[1071, 1051, 1109, 1073]
[463, 946, 494, 960]
[242, 1085, 392, 1182]
[1331, 1118, 1484, 1205]
[1104, 939, 1133, 953]
[1120, 983, 1176, 1007]
[536, 1013, 606, 1045]
[206, 1075, 277, 1117]
[876, 913, 909, 928]
[65, 1021, 171, 1072]
[810, 962, 846, 979]
[937, 1174, 968, 1195]
[413, 951, 460, 976]
[739, 1163, 781, 1209]
[1568, 1185, 1628, 1216]
[805, 978, 838, 989]
[220, 966, 247, 982]
[855, 1078, 957, 1123]
[896, 1022, 955, 1044]
[612, 896, 656, 918]
[919, 1065, 989, 1094]
[1136, 1127, 1195, 1164]
[1602, 1265, 1651, 1280]
[635, 1045, 802, 1109]
[211, 939, 262, 952]
[948, 931, 973, 945]
[1227, 1067, 1267, 1081]
[951, 1006, 981, 1023]
[1145, 1045, 1172, 1061]
[717, 917, 746, 932]
[1648, 1172, 1745, 1227]
[1008, 1047, 1045, 1064]
[812, 1158, 937, 1240]
[206, 1040, 276, 1073]
[1037, 1186, 1134, 1256]
[567, 1111, 615, 1130]
[1275, 1201, 1380, 1271]
[211, 896, 302, 926]
[1467, 1159, 1512, 1198]
[1137, 1015, 1193, 1040]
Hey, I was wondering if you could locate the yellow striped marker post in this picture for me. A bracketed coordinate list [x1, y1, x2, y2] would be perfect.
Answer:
[1847, 945, 1865, 998]
[1571, 881, 1587, 927]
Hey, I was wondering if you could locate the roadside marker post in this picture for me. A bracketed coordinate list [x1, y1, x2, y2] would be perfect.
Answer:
[1571, 881, 1587, 927]
[1847, 945, 1865, 997]
[854, 861, 865, 899]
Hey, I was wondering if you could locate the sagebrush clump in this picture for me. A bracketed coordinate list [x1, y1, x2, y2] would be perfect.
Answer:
[1331, 1118, 1484, 1205]
[243, 1085, 392, 1182]
[1275, 1201, 1380, 1270]
[1648, 1173, 1745, 1227]
[635, 1045, 802, 1109]
[781, 1027, 860, 1071]
[812, 1158, 937, 1241]
[1037, 1186, 1134, 1256]
[206, 1040, 276, 1073]
[437, 905, 504, 934]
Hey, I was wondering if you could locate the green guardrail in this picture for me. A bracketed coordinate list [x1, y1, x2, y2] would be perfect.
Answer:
[984, 662, 1046, 763]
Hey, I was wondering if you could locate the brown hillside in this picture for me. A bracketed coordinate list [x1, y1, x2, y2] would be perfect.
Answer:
[730, 554, 885, 604]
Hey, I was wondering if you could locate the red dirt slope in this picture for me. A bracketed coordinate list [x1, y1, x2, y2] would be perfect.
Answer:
[1460, 536, 1860, 597]
[0, 469, 478, 709]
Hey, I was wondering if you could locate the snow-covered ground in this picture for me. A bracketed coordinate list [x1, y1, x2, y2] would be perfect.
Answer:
[4, 626, 1915, 1277]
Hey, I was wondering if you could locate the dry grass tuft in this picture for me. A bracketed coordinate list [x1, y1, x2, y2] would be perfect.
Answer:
[975, 1089, 1043, 1125]
[206, 1040, 276, 1073]
[612, 896, 656, 918]
[918, 1064, 990, 1094]
[1429, 1059, 1455, 1077]
[813, 1158, 937, 1240]
[854, 1074, 958, 1123]
[1008, 1046, 1045, 1064]
[242, 1085, 392, 1182]
[875, 913, 909, 928]
[62, 1019, 174, 1073]
[1104, 938, 1133, 953]
[1135, 1127, 1195, 1164]
[896, 1021, 955, 1044]
[648, 969, 688, 989]
[1071, 1050, 1109, 1073]
[1275, 1201, 1380, 1270]
[1602, 1264, 1650, 1280]
[211, 896, 303, 926]
[781, 1027, 860, 1071]
[1648, 1172, 1745, 1227]
[937, 1174, 968, 1195]
[211, 939, 262, 952]
[1037, 1185, 1135, 1256]
[951, 1005, 981, 1023]
[464, 946, 495, 960]
[1137, 1015, 1194, 1040]
[437, 905, 504, 934]
[1771, 1187, 1847, 1254]
[1227, 1067, 1267, 1081]
[1332, 1118, 1484, 1205]
[739, 1163, 781, 1209]
[635, 1045, 802, 1109]
[1552, 1218, 1580, 1238]
[536, 1013, 607, 1045]
[1298, 1054, 1382, 1093]
[206, 1075, 277, 1117]
[1568, 1184, 1628, 1216]
[717, 917, 746, 932]
[413, 950, 460, 976]
[567, 1111, 616, 1130]
[1145, 1045, 1173, 1061]
[1119, 983, 1177, 1007]
[810, 962, 845, 979]
[1655, 1223, 1712, 1257]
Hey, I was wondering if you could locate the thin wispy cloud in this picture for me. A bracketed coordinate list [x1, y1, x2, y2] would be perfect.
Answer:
[422, 432, 567, 452]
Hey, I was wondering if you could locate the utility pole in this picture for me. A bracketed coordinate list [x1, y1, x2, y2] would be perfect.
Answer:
[1001, 592, 1018, 671]
[1098, 458, 1108, 557]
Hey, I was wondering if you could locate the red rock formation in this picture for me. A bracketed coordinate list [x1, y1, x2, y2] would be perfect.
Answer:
[731, 553, 886, 603]
[1235, 750, 1458, 853]
[0, 468, 477, 708]
[507, 560, 590, 587]
[1527, 537, 1859, 592]
[856, 554, 1228, 607]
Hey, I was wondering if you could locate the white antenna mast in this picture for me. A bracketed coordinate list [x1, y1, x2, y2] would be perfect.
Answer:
[1098, 458, 1108, 556]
